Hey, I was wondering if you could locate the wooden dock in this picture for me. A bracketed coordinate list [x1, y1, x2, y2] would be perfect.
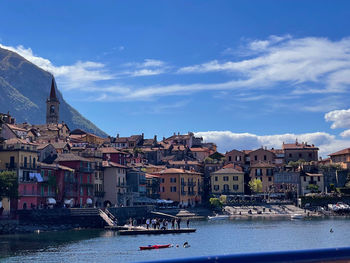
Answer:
[105, 227, 196, 235]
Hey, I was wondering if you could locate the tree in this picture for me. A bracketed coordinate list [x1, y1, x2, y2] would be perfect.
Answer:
[249, 178, 262, 193]
[0, 171, 18, 199]
[306, 184, 319, 193]
[209, 198, 223, 209]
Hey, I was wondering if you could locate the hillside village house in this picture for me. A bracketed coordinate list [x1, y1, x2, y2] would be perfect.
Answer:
[157, 168, 203, 207]
[328, 147, 350, 169]
[225, 149, 245, 166]
[56, 153, 94, 207]
[102, 161, 127, 207]
[283, 141, 319, 163]
[210, 167, 244, 195]
[249, 148, 275, 166]
[300, 172, 324, 195]
[250, 162, 275, 192]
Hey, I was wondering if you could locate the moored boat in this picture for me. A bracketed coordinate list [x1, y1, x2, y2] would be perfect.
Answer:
[140, 244, 171, 250]
[208, 214, 230, 220]
[291, 214, 304, 219]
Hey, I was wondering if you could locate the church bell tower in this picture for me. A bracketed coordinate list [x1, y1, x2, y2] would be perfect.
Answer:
[46, 78, 60, 124]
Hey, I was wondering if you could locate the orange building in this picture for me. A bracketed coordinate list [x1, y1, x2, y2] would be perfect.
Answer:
[157, 168, 203, 207]
[250, 162, 275, 192]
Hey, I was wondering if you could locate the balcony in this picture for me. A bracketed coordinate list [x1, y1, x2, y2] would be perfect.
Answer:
[94, 191, 105, 198]
[181, 191, 187, 196]
[188, 191, 196, 196]
[117, 182, 126, 187]
[5, 163, 17, 170]
[79, 167, 94, 173]
[188, 182, 197, 187]
[19, 163, 38, 169]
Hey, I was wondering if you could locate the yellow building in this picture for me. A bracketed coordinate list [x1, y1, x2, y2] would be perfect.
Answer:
[211, 168, 244, 195]
[158, 168, 203, 207]
[0, 138, 39, 179]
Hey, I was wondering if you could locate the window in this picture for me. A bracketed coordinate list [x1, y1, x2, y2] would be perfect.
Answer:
[254, 155, 257, 161]
[233, 185, 239, 190]
[289, 153, 292, 157]
[162, 186, 165, 192]
[213, 185, 219, 191]
[309, 153, 312, 157]
[318, 176, 320, 182]
[48, 170, 52, 177]
[223, 184, 229, 191]
[236, 156, 241, 161]
[233, 176, 238, 181]
[215, 176, 218, 181]
[264, 155, 267, 161]
[223, 176, 229, 181]
[299, 153, 302, 158]
[229, 156, 232, 162]
[170, 178, 176, 183]
[80, 174, 83, 183]
[170, 186, 177, 192]
[268, 177, 272, 182]
[87, 175, 90, 183]
[304, 176, 306, 182]
[256, 169, 262, 176]
[41, 186, 44, 196]
[80, 186, 83, 195]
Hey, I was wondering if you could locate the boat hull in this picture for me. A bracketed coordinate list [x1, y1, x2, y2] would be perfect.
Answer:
[140, 244, 171, 250]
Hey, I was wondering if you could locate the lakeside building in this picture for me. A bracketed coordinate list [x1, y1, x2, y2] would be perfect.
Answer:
[210, 167, 244, 195]
[156, 168, 203, 207]
[102, 160, 127, 207]
[56, 153, 94, 207]
[328, 147, 350, 169]
[0, 138, 39, 212]
[300, 172, 324, 195]
[249, 162, 275, 192]
[283, 141, 319, 163]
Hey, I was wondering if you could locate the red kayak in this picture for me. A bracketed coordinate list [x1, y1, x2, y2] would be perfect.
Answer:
[140, 244, 171, 250]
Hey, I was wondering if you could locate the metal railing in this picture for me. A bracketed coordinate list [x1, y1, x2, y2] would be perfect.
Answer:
[140, 247, 350, 263]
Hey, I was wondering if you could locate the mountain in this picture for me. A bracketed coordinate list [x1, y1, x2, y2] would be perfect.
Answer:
[0, 47, 108, 137]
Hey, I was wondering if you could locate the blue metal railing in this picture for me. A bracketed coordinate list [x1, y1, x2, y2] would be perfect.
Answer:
[140, 247, 350, 263]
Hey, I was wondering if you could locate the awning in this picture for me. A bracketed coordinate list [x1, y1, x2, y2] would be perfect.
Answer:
[47, 198, 56, 204]
[86, 198, 93, 204]
[156, 199, 173, 204]
[64, 199, 74, 205]
[134, 196, 157, 204]
[29, 173, 43, 182]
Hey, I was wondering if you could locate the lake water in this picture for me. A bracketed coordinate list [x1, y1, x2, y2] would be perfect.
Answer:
[1, 218, 350, 263]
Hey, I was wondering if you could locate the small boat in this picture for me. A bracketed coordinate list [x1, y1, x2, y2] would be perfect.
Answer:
[140, 244, 171, 250]
[291, 214, 304, 220]
[208, 214, 230, 220]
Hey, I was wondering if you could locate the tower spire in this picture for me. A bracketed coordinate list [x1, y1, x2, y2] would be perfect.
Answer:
[50, 78, 58, 101]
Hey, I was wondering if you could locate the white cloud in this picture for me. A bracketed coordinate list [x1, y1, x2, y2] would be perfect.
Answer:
[120, 59, 168, 77]
[340, 129, 350, 138]
[194, 130, 349, 157]
[325, 108, 350, 129]
[0, 44, 114, 91]
[178, 36, 350, 95]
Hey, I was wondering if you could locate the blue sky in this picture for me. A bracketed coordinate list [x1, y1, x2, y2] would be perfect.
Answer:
[1, 0, 350, 155]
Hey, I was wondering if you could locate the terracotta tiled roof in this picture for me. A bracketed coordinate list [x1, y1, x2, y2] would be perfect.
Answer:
[102, 161, 127, 168]
[190, 147, 209, 152]
[157, 168, 202, 175]
[242, 150, 252, 154]
[168, 160, 200, 166]
[99, 147, 120, 154]
[7, 124, 28, 132]
[56, 153, 90, 162]
[222, 163, 243, 171]
[38, 162, 74, 172]
[329, 148, 350, 156]
[282, 142, 318, 150]
[4, 138, 36, 145]
[115, 137, 128, 143]
[212, 167, 244, 174]
[146, 173, 161, 178]
[251, 162, 275, 168]
[51, 142, 70, 149]
[226, 149, 244, 154]
[37, 143, 51, 150]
